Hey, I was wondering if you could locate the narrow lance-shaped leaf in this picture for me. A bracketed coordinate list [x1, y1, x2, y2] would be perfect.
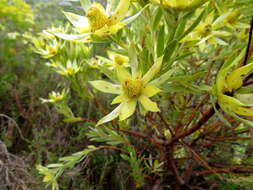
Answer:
[163, 40, 178, 64]
[142, 56, 163, 84]
[152, 7, 163, 31]
[122, 4, 149, 25]
[150, 67, 177, 86]
[179, 8, 206, 40]
[128, 42, 138, 77]
[110, 0, 131, 24]
[174, 15, 187, 39]
[216, 49, 246, 92]
[157, 26, 165, 57]
[169, 72, 206, 82]
[87, 126, 127, 145]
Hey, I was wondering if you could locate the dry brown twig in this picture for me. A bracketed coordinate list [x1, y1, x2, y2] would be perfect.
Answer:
[0, 140, 35, 190]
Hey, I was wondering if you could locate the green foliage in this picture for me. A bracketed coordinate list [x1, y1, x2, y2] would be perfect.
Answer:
[2, 0, 253, 189]
[0, 0, 34, 30]
[121, 147, 145, 188]
[37, 145, 98, 190]
[32, 0, 253, 188]
[87, 126, 128, 145]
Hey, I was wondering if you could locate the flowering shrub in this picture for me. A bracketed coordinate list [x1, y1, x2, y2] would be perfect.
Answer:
[33, 0, 253, 189]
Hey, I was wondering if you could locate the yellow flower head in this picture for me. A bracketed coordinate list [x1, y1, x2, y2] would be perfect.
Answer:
[43, 174, 54, 183]
[46, 60, 81, 76]
[88, 58, 102, 69]
[122, 77, 143, 98]
[114, 54, 129, 66]
[45, 43, 58, 57]
[41, 89, 68, 103]
[90, 57, 163, 125]
[86, 2, 109, 31]
[36, 164, 58, 188]
[52, 0, 140, 42]
[182, 12, 231, 48]
[196, 24, 212, 37]
[214, 9, 248, 31]
[225, 10, 241, 25]
[32, 37, 60, 59]
[97, 51, 129, 70]
[110, 51, 129, 67]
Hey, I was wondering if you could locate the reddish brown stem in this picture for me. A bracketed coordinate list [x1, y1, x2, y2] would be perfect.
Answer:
[171, 160, 185, 185]
[197, 164, 253, 175]
[157, 112, 175, 136]
[184, 94, 209, 129]
[120, 129, 165, 147]
[206, 136, 251, 141]
[170, 106, 216, 144]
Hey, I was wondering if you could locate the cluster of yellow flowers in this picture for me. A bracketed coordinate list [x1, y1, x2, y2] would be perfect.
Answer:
[36, 0, 253, 126]
[52, 0, 165, 125]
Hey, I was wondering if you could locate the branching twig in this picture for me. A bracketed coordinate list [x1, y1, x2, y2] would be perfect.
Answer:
[0, 114, 30, 143]
[170, 105, 216, 144]
[181, 141, 222, 180]
[157, 112, 175, 136]
[197, 164, 253, 175]
[184, 94, 209, 129]
[206, 136, 251, 141]
[120, 129, 166, 147]
[170, 159, 185, 185]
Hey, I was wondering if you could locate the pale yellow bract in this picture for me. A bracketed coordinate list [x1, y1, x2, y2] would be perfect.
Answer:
[215, 51, 253, 117]
[90, 57, 163, 125]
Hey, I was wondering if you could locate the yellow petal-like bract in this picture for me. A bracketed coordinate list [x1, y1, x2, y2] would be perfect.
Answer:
[90, 56, 163, 125]
[216, 54, 253, 118]
[226, 63, 253, 91]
